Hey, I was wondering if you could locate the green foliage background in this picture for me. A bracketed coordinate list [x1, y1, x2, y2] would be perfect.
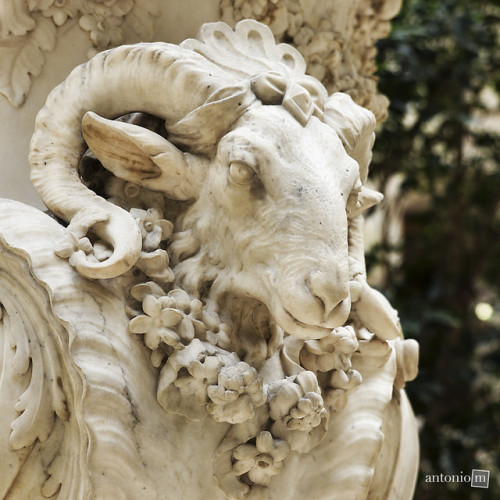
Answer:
[372, 0, 500, 498]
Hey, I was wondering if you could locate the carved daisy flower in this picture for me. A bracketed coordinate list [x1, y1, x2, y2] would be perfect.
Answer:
[129, 287, 207, 363]
[129, 294, 185, 351]
[55, 231, 94, 266]
[206, 361, 266, 424]
[41, 0, 80, 27]
[232, 431, 290, 486]
[79, 10, 125, 53]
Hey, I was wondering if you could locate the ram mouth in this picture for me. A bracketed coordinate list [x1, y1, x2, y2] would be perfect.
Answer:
[278, 300, 351, 340]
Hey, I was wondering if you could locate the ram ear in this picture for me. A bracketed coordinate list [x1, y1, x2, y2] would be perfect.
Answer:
[82, 112, 205, 201]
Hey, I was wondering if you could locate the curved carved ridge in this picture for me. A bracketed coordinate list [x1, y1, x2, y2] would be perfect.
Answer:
[221, 0, 403, 121]
[0, 200, 155, 499]
[0, 239, 88, 499]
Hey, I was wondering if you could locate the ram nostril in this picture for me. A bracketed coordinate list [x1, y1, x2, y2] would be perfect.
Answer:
[307, 270, 349, 319]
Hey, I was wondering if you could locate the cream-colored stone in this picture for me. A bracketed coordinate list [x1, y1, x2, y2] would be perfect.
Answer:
[0, 10, 418, 500]
[0, 0, 401, 209]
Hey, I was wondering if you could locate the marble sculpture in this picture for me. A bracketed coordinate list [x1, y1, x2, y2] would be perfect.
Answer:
[0, 19, 419, 499]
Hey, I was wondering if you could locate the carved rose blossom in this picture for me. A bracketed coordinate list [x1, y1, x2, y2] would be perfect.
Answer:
[157, 341, 224, 420]
[268, 371, 328, 452]
[300, 325, 359, 373]
[156, 338, 252, 421]
[232, 431, 290, 486]
[207, 362, 266, 424]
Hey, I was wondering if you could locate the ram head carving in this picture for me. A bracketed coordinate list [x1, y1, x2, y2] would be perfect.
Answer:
[29, 20, 399, 343]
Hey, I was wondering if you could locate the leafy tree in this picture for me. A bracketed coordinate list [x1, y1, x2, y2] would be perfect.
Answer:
[372, 1, 500, 498]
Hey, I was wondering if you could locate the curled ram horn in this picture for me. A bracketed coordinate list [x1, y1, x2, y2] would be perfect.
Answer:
[29, 41, 254, 279]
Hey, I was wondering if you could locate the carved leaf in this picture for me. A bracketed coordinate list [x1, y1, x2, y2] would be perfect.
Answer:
[0, 248, 68, 451]
[0, 16, 57, 106]
[0, 0, 35, 37]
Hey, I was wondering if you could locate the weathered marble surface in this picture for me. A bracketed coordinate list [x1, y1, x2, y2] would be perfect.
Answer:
[0, 8, 418, 500]
[0, 0, 401, 209]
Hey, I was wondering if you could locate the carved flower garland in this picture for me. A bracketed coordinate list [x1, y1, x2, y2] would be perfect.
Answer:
[114, 195, 369, 497]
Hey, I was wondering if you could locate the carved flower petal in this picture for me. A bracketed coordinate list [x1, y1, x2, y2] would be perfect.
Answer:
[159, 328, 181, 347]
[191, 356, 221, 382]
[256, 431, 274, 454]
[304, 339, 326, 355]
[178, 317, 195, 342]
[168, 289, 191, 311]
[130, 281, 165, 301]
[79, 14, 96, 31]
[232, 457, 256, 476]
[316, 353, 336, 372]
[143, 328, 162, 350]
[160, 308, 183, 328]
[268, 381, 302, 420]
[206, 384, 227, 404]
[248, 464, 273, 486]
[78, 237, 93, 253]
[189, 299, 203, 318]
[158, 219, 174, 239]
[93, 241, 113, 261]
[192, 319, 207, 336]
[143, 226, 163, 251]
[129, 315, 153, 334]
[110, 0, 134, 18]
[296, 370, 320, 394]
[219, 396, 255, 424]
[233, 444, 259, 461]
[150, 348, 166, 368]
[143, 295, 161, 317]
[54, 239, 76, 259]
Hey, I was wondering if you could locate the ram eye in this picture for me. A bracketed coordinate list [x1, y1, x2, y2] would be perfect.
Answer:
[229, 161, 256, 185]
